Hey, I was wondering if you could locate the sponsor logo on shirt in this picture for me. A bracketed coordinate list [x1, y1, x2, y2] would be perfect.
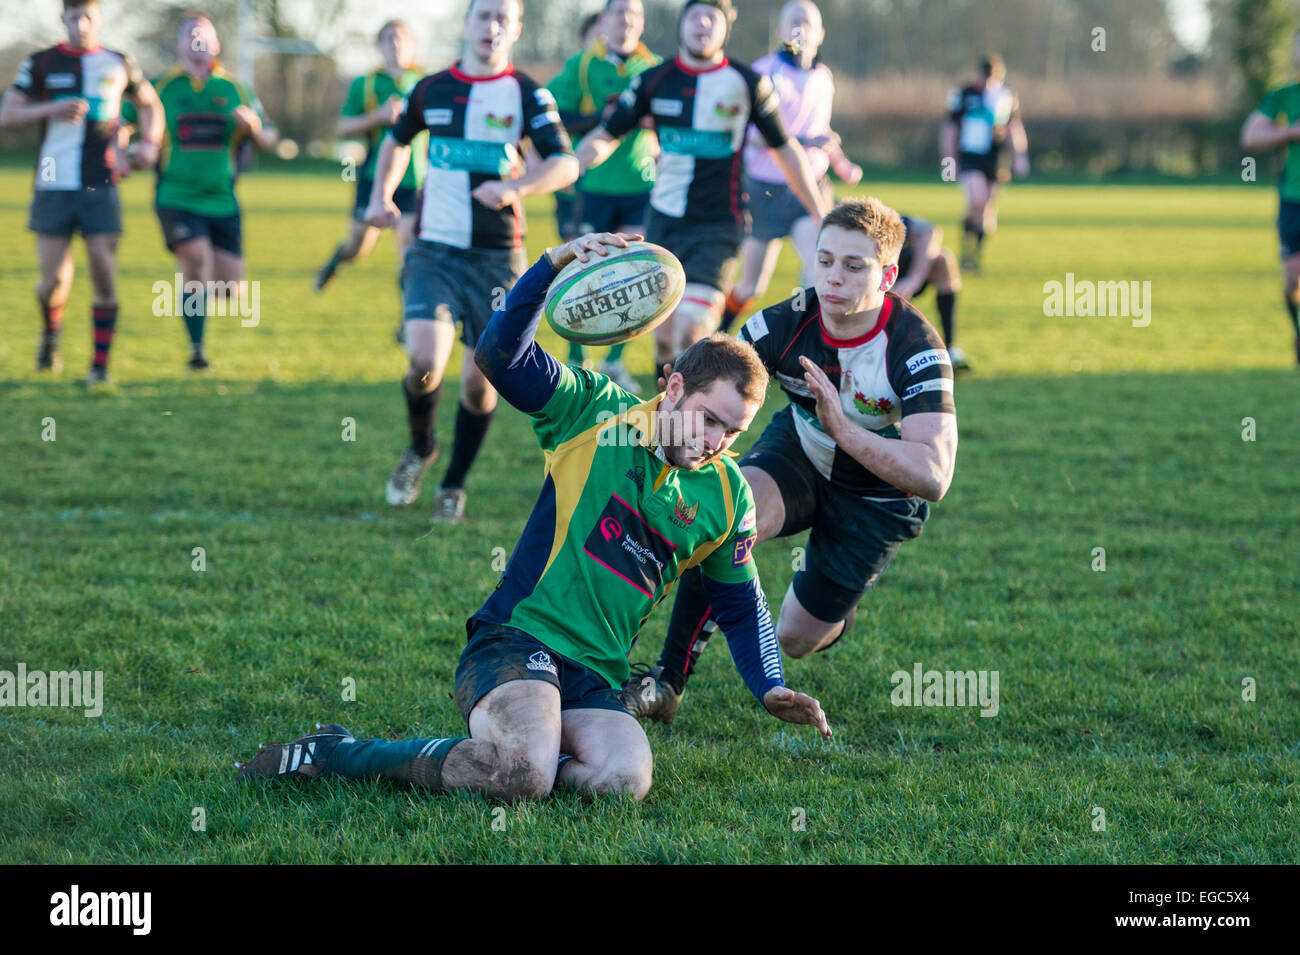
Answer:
[584, 495, 677, 597]
[423, 107, 453, 126]
[853, 392, 894, 416]
[658, 126, 732, 158]
[47, 73, 77, 90]
[739, 509, 756, 533]
[650, 97, 683, 117]
[714, 101, 743, 118]
[626, 465, 645, 491]
[526, 650, 558, 675]
[903, 378, 954, 399]
[906, 348, 951, 375]
[530, 110, 559, 130]
[534, 88, 557, 109]
[600, 516, 623, 542]
[743, 311, 768, 341]
[731, 534, 756, 567]
[671, 493, 698, 527]
[485, 112, 515, 130]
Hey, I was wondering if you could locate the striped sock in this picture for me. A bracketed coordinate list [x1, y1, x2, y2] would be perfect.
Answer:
[92, 305, 118, 371]
[324, 736, 466, 790]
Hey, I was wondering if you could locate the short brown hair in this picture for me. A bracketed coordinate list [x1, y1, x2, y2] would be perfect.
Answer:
[467, 0, 524, 18]
[820, 197, 906, 265]
[63, 0, 98, 9]
[674, 333, 768, 405]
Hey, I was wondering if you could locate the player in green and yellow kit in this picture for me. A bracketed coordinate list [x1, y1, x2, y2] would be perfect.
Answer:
[1242, 28, 1300, 365]
[136, 15, 276, 371]
[548, 0, 660, 393]
[314, 18, 426, 335]
[237, 232, 831, 802]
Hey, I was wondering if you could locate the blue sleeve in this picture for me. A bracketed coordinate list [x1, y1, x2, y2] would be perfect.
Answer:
[473, 254, 566, 413]
[701, 575, 784, 705]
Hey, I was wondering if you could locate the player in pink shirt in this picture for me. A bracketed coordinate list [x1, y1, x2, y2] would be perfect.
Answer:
[721, 0, 861, 332]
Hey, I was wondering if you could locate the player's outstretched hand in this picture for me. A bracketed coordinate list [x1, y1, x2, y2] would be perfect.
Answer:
[546, 231, 643, 270]
[656, 362, 673, 393]
[799, 355, 848, 442]
[764, 685, 832, 740]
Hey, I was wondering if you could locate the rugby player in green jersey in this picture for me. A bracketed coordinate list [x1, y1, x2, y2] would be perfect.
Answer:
[549, 0, 661, 392]
[314, 18, 425, 335]
[237, 232, 831, 801]
[134, 15, 277, 371]
[1241, 29, 1300, 366]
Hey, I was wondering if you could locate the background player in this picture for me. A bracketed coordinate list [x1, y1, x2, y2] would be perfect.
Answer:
[625, 198, 957, 722]
[720, 0, 862, 334]
[314, 17, 425, 343]
[131, 15, 277, 371]
[1, 0, 162, 385]
[577, 0, 830, 369]
[1241, 28, 1300, 366]
[367, 0, 578, 523]
[893, 212, 967, 371]
[549, 0, 660, 393]
[237, 232, 830, 800]
[940, 53, 1028, 273]
[551, 13, 602, 247]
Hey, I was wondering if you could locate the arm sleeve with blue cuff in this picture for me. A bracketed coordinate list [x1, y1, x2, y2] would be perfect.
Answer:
[701, 574, 785, 706]
[473, 254, 565, 413]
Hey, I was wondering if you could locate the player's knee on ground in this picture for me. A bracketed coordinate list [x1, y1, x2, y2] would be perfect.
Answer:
[583, 751, 653, 801]
[485, 756, 555, 802]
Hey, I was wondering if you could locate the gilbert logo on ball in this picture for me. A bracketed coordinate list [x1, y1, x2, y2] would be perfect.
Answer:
[544, 242, 686, 346]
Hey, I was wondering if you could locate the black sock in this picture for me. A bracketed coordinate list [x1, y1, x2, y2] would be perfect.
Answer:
[936, 291, 956, 345]
[1286, 296, 1300, 336]
[657, 567, 715, 693]
[404, 379, 441, 458]
[440, 404, 494, 490]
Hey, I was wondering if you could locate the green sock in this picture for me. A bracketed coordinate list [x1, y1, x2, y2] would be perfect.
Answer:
[567, 340, 585, 364]
[182, 287, 205, 348]
[323, 736, 465, 790]
[606, 342, 625, 362]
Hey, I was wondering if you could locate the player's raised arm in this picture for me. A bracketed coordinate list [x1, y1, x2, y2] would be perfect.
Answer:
[475, 231, 640, 412]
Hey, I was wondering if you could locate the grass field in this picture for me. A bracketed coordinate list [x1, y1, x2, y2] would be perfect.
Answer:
[1, 167, 1297, 864]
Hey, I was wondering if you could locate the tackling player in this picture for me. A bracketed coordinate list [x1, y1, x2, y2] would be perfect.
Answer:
[367, 0, 578, 524]
[719, 0, 862, 334]
[0, 0, 162, 385]
[236, 232, 831, 801]
[549, 0, 660, 393]
[893, 212, 967, 371]
[940, 54, 1027, 273]
[577, 0, 831, 369]
[1241, 29, 1300, 365]
[128, 15, 278, 371]
[314, 19, 425, 327]
[624, 198, 957, 722]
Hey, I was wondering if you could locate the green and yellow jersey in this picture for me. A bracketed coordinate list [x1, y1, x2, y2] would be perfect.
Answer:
[340, 67, 425, 187]
[473, 255, 781, 699]
[1258, 84, 1300, 202]
[128, 64, 265, 217]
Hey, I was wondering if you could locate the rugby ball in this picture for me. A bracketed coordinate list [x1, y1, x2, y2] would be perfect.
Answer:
[543, 242, 686, 346]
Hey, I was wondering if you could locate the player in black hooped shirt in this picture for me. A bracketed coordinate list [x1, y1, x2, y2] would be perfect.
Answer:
[623, 198, 959, 724]
[0, 0, 163, 384]
[364, 0, 578, 524]
[575, 0, 831, 370]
